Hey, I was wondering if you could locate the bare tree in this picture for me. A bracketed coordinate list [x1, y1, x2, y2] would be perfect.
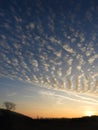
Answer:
[3, 101, 16, 111]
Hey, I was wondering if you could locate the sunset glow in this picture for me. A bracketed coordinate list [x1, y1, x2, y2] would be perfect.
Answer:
[0, 0, 98, 118]
[85, 111, 95, 117]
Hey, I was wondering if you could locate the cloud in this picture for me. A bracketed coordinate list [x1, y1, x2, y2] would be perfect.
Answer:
[63, 44, 76, 54]
[88, 54, 98, 64]
[14, 16, 22, 23]
[7, 92, 17, 97]
[39, 90, 55, 96]
[65, 67, 72, 77]
[26, 22, 35, 30]
[0, 0, 98, 98]
[67, 58, 73, 65]
[39, 89, 98, 105]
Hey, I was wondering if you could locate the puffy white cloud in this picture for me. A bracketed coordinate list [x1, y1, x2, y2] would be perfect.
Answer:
[63, 44, 76, 54]
[26, 22, 35, 30]
[67, 58, 73, 65]
[88, 54, 98, 64]
[14, 15, 22, 23]
[64, 67, 72, 78]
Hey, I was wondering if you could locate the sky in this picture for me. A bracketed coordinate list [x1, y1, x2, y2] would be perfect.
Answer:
[0, 0, 98, 118]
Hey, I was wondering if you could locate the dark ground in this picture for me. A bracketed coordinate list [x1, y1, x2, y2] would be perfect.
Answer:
[0, 109, 98, 130]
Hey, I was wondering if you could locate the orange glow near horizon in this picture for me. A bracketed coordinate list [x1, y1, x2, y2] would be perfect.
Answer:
[17, 106, 98, 119]
[0, 0, 98, 123]
[84, 111, 96, 117]
[15, 88, 98, 119]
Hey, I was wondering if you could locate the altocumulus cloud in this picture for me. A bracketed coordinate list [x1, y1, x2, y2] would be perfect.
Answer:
[0, 0, 98, 99]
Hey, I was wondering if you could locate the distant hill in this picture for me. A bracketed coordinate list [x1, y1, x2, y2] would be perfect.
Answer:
[0, 109, 98, 130]
[0, 109, 33, 130]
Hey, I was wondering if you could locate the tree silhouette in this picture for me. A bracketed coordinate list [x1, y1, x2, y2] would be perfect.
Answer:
[3, 101, 16, 111]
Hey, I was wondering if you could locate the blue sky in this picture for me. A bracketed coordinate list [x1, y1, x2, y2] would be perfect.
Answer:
[0, 0, 98, 118]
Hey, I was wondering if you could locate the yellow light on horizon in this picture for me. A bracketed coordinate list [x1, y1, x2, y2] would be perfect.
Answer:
[85, 111, 94, 117]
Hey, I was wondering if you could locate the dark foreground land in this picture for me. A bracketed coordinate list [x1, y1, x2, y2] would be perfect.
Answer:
[0, 109, 98, 130]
